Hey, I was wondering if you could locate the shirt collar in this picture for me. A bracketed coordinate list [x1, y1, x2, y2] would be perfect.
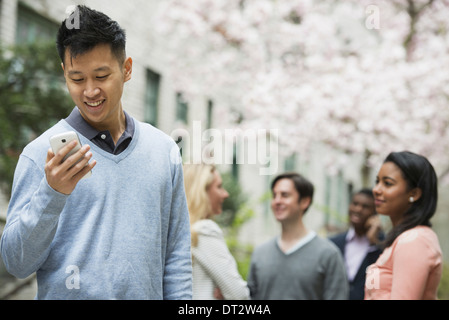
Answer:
[345, 227, 357, 242]
[65, 106, 134, 140]
[277, 231, 316, 255]
[346, 227, 379, 251]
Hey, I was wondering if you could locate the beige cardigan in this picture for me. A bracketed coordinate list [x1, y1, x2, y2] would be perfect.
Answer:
[191, 219, 250, 300]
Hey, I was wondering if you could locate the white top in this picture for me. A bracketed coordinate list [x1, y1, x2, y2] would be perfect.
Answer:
[277, 231, 316, 255]
[191, 219, 250, 300]
[344, 227, 372, 281]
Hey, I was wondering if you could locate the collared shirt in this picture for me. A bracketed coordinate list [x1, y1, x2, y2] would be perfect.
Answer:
[65, 107, 135, 155]
[344, 227, 375, 281]
[277, 231, 317, 255]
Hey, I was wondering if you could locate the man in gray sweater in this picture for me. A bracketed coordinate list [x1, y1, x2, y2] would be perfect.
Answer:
[247, 172, 348, 300]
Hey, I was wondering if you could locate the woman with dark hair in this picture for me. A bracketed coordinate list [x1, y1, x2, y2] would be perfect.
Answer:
[365, 151, 442, 300]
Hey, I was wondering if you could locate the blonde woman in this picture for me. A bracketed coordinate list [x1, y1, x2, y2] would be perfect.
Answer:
[183, 164, 249, 300]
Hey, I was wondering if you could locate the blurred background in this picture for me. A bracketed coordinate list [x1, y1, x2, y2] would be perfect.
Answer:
[1, 0, 449, 299]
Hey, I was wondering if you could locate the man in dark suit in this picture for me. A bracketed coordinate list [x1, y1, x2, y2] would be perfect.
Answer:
[330, 189, 383, 300]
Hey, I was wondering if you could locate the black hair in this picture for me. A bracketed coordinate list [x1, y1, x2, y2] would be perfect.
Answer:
[56, 5, 126, 65]
[271, 172, 314, 213]
[382, 151, 438, 248]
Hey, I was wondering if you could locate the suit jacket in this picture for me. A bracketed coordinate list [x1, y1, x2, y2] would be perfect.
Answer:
[330, 231, 383, 300]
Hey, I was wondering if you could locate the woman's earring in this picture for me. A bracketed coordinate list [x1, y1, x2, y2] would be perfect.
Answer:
[409, 197, 414, 203]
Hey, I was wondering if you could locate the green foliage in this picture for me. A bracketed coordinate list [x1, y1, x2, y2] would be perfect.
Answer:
[225, 203, 254, 280]
[216, 172, 254, 280]
[217, 171, 249, 227]
[438, 263, 449, 300]
[0, 41, 73, 196]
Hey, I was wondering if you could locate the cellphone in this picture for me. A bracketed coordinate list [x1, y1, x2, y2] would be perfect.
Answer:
[49, 131, 92, 178]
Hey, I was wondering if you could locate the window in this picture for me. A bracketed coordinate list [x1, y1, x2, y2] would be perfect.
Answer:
[231, 143, 239, 180]
[284, 153, 297, 171]
[16, 4, 58, 44]
[176, 92, 188, 124]
[206, 99, 213, 129]
[324, 171, 352, 231]
[144, 69, 161, 126]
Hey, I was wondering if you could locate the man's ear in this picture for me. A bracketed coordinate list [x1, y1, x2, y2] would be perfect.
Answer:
[299, 196, 312, 212]
[123, 57, 133, 82]
[61, 63, 67, 81]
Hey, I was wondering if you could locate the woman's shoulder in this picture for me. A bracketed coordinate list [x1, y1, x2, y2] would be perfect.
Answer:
[394, 226, 442, 255]
[192, 219, 223, 237]
[396, 226, 438, 244]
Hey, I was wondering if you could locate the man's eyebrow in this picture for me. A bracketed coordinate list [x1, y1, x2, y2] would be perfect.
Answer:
[67, 67, 111, 75]
[94, 66, 112, 72]
[67, 70, 83, 76]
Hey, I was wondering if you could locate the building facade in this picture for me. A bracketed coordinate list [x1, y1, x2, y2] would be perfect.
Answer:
[1, 0, 447, 258]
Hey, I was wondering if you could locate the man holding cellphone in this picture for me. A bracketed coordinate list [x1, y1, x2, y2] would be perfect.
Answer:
[1, 5, 192, 299]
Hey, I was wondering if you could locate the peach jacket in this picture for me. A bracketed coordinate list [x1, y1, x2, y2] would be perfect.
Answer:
[365, 226, 442, 300]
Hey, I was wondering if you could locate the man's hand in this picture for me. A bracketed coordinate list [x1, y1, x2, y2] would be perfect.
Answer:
[214, 287, 224, 300]
[365, 215, 382, 245]
[45, 141, 96, 195]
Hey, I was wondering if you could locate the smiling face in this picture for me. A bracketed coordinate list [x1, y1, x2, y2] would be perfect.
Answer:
[62, 43, 132, 131]
[373, 161, 418, 226]
[348, 193, 376, 232]
[271, 178, 311, 224]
